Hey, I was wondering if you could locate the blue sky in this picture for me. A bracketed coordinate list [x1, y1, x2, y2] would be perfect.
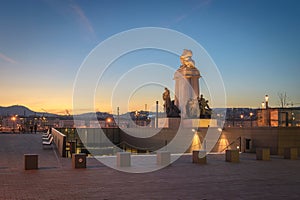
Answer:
[0, 0, 299, 114]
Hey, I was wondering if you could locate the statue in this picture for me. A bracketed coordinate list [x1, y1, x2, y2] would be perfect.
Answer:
[163, 88, 171, 112]
[180, 49, 195, 69]
[186, 98, 200, 118]
[185, 94, 212, 118]
[162, 88, 180, 118]
[198, 94, 212, 118]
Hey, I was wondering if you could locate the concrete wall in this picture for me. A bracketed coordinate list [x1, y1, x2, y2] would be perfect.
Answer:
[59, 127, 300, 156]
[118, 127, 300, 155]
[277, 127, 300, 155]
[51, 128, 66, 157]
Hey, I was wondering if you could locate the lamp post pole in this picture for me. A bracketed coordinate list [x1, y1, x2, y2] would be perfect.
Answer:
[250, 112, 253, 127]
[265, 95, 270, 127]
[240, 114, 244, 127]
[156, 101, 158, 128]
[117, 107, 120, 127]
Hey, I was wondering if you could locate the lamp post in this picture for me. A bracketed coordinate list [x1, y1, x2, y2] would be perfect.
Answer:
[135, 110, 138, 127]
[265, 94, 271, 127]
[11, 115, 17, 132]
[265, 95, 269, 109]
[250, 112, 253, 127]
[117, 107, 120, 127]
[155, 101, 158, 128]
[240, 114, 244, 127]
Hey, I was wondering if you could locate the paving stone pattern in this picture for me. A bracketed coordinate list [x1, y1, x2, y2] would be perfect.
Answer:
[0, 133, 300, 200]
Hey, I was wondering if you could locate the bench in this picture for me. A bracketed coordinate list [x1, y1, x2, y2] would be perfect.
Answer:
[42, 133, 52, 141]
[42, 136, 53, 149]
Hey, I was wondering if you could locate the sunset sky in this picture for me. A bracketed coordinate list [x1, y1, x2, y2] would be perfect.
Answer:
[1, 0, 300, 114]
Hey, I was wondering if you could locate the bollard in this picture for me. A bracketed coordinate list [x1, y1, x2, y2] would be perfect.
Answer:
[284, 147, 298, 160]
[225, 150, 239, 163]
[256, 148, 270, 161]
[24, 154, 38, 170]
[117, 152, 131, 167]
[72, 153, 86, 169]
[192, 150, 207, 164]
[157, 151, 171, 166]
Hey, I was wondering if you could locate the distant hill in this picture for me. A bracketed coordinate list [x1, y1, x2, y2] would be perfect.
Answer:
[0, 105, 59, 117]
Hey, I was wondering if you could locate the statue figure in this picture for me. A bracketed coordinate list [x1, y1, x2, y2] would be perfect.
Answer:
[162, 87, 171, 112]
[186, 98, 200, 118]
[162, 88, 180, 118]
[198, 94, 212, 118]
[180, 49, 195, 69]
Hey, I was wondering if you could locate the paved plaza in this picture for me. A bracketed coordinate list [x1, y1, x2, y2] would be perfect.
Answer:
[0, 133, 300, 200]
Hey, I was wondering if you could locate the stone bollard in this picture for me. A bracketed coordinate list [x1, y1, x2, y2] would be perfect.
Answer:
[284, 147, 298, 160]
[157, 151, 171, 166]
[256, 148, 270, 161]
[225, 150, 239, 163]
[117, 152, 131, 167]
[72, 153, 87, 169]
[24, 154, 38, 170]
[192, 150, 207, 164]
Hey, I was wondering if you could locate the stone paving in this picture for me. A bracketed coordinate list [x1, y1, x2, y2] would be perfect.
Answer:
[0, 133, 300, 200]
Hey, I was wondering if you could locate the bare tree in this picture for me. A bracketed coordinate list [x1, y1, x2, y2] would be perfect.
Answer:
[278, 92, 288, 108]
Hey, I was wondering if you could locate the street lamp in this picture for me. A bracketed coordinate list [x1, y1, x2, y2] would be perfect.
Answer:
[265, 95, 269, 109]
[262, 102, 265, 109]
[11, 115, 17, 132]
[240, 114, 244, 127]
[106, 117, 112, 127]
[135, 110, 139, 127]
[250, 112, 253, 127]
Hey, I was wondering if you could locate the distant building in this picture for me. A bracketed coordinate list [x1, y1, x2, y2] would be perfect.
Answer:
[257, 107, 300, 127]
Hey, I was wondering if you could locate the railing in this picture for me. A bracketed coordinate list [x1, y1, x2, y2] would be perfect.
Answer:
[51, 128, 67, 157]
[220, 136, 241, 152]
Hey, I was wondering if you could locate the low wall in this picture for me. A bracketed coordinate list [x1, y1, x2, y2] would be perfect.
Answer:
[59, 127, 300, 156]
[278, 127, 300, 155]
[119, 127, 300, 155]
[51, 128, 66, 157]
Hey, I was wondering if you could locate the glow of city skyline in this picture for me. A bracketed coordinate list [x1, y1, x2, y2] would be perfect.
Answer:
[1, 0, 300, 114]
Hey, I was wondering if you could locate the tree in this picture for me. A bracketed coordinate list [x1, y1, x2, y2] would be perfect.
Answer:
[278, 92, 288, 108]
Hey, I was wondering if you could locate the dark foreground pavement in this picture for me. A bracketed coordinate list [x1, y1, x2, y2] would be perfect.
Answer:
[0, 133, 300, 200]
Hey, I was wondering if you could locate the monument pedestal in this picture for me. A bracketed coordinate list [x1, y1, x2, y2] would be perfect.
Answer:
[157, 118, 180, 129]
[174, 67, 201, 118]
[182, 119, 217, 128]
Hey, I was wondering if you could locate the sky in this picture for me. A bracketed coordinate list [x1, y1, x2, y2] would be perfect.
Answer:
[0, 0, 300, 114]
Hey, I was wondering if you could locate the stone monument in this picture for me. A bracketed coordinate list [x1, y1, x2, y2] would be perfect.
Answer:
[174, 49, 201, 118]
[160, 49, 213, 128]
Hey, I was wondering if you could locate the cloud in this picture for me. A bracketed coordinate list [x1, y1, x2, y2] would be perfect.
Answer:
[70, 3, 96, 38]
[165, 0, 213, 28]
[0, 52, 18, 64]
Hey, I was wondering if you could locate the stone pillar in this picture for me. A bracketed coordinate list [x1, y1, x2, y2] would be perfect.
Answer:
[284, 147, 298, 160]
[256, 148, 270, 161]
[174, 67, 201, 118]
[117, 152, 131, 167]
[24, 154, 38, 170]
[225, 150, 239, 162]
[157, 151, 171, 166]
[72, 153, 87, 168]
[192, 150, 207, 164]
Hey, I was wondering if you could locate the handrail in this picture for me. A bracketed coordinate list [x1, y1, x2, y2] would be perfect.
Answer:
[220, 136, 241, 152]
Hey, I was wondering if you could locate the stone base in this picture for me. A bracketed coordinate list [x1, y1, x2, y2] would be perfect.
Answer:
[256, 148, 270, 161]
[225, 150, 239, 163]
[72, 153, 87, 168]
[156, 151, 171, 166]
[183, 119, 217, 128]
[157, 118, 180, 128]
[117, 152, 131, 167]
[192, 150, 207, 164]
[24, 154, 38, 170]
[284, 148, 298, 160]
